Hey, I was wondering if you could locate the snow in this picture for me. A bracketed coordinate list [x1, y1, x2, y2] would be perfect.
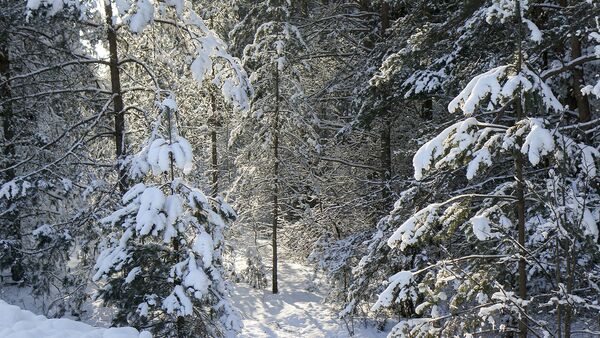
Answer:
[193, 231, 214, 268]
[115, 0, 132, 15]
[413, 118, 479, 180]
[145, 136, 193, 175]
[92, 229, 132, 281]
[521, 118, 555, 166]
[448, 66, 508, 116]
[581, 208, 599, 241]
[162, 285, 192, 316]
[164, 194, 182, 226]
[581, 81, 600, 98]
[231, 261, 392, 338]
[0, 300, 151, 338]
[188, 189, 209, 209]
[277, 57, 286, 71]
[579, 145, 599, 178]
[500, 74, 533, 98]
[523, 18, 542, 43]
[448, 65, 563, 116]
[371, 271, 414, 311]
[165, 0, 184, 16]
[466, 144, 492, 180]
[470, 214, 495, 240]
[160, 98, 177, 111]
[128, 0, 155, 33]
[183, 255, 210, 298]
[387, 203, 440, 250]
[124, 267, 141, 284]
[0, 180, 20, 200]
[135, 187, 166, 236]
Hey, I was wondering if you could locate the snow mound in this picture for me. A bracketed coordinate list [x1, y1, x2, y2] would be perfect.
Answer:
[0, 300, 151, 338]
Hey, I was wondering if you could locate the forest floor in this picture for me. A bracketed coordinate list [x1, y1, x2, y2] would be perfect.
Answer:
[231, 260, 391, 338]
[1, 259, 393, 337]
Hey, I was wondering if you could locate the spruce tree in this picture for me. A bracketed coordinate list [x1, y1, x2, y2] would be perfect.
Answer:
[93, 99, 241, 337]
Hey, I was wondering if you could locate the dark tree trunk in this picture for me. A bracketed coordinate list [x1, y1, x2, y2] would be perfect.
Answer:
[0, 19, 23, 282]
[104, 1, 127, 192]
[209, 90, 219, 198]
[380, 1, 390, 36]
[379, 2, 393, 210]
[514, 2, 528, 337]
[272, 64, 280, 294]
[380, 121, 392, 207]
[421, 98, 433, 120]
[569, 36, 591, 124]
[558, 0, 591, 124]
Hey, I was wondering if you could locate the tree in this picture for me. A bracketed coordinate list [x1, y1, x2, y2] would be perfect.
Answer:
[4, 0, 250, 318]
[93, 99, 240, 337]
[371, 1, 600, 336]
[1, 2, 114, 316]
[230, 0, 314, 294]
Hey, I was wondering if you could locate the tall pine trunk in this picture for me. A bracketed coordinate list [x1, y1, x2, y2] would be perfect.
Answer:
[380, 122, 391, 206]
[0, 18, 23, 282]
[209, 90, 219, 198]
[556, 0, 591, 124]
[272, 64, 280, 294]
[514, 2, 528, 337]
[104, 1, 127, 192]
[379, 2, 392, 211]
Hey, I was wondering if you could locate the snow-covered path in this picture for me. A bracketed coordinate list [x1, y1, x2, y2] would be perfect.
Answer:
[230, 261, 388, 338]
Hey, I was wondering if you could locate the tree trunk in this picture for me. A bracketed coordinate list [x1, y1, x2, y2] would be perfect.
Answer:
[272, 64, 280, 294]
[380, 121, 392, 208]
[421, 98, 433, 120]
[564, 243, 575, 338]
[104, 1, 127, 192]
[380, 1, 390, 37]
[379, 1, 392, 211]
[209, 90, 219, 198]
[569, 34, 591, 124]
[514, 123, 527, 338]
[555, 237, 562, 338]
[558, 0, 591, 124]
[514, 2, 527, 337]
[0, 19, 23, 282]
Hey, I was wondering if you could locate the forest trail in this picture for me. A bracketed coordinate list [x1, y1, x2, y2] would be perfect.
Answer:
[231, 261, 389, 338]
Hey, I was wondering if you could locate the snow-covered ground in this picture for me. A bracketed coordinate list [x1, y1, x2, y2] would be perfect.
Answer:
[231, 260, 390, 338]
[1, 259, 391, 337]
[0, 300, 150, 338]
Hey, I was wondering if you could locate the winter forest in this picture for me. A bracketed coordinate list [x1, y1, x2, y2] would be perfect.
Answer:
[0, 0, 599, 337]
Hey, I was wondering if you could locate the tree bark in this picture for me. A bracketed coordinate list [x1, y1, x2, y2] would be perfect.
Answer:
[380, 1, 390, 37]
[569, 34, 591, 124]
[0, 19, 23, 282]
[380, 121, 392, 208]
[104, 1, 127, 192]
[379, 1, 393, 211]
[209, 90, 219, 198]
[558, 0, 591, 124]
[564, 244, 574, 338]
[514, 2, 527, 337]
[272, 64, 280, 294]
[514, 121, 527, 338]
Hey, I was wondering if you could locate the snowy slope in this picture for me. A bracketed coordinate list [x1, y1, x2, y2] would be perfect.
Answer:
[231, 261, 391, 338]
[0, 300, 151, 338]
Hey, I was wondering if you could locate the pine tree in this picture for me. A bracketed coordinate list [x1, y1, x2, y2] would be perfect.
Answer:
[93, 99, 241, 337]
[230, 0, 316, 294]
[371, 1, 600, 336]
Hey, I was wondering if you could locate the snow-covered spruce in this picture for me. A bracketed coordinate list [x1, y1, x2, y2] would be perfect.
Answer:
[371, 2, 600, 335]
[93, 100, 240, 337]
[229, 0, 319, 293]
